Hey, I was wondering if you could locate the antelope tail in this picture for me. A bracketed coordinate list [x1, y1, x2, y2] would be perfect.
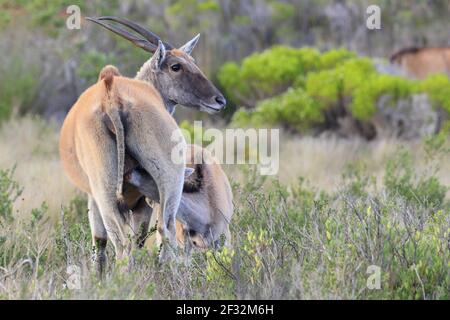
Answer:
[99, 65, 127, 212]
[107, 108, 125, 204]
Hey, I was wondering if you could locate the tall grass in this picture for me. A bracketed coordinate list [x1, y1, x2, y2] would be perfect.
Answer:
[0, 117, 449, 299]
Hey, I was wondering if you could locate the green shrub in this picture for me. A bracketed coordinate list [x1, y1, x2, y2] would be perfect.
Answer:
[224, 46, 450, 134]
[384, 150, 448, 208]
[0, 57, 39, 121]
[77, 50, 118, 84]
[233, 87, 323, 131]
[418, 74, 450, 113]
[351, 74, 415, 120]
[218, 46, 322, 106]
[0, 167, 23, 223]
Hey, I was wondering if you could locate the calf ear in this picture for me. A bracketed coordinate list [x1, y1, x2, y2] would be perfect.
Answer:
[184, 167, 195, 178]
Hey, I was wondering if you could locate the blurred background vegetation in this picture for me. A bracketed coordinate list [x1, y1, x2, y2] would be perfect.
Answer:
[0, 0, 449, 139]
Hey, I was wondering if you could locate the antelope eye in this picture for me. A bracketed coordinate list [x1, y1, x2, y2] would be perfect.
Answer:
[170, 64, 181, 72]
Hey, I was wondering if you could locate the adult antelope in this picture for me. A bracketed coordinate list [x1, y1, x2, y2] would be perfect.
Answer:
[87, 17, 232, 253]
[60, 67, 188, 273]
[390, 47, 450, 79]
[60, 17, 228, 274]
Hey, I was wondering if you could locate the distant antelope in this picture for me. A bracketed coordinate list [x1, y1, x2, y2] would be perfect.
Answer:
[390, 47, 450, 79]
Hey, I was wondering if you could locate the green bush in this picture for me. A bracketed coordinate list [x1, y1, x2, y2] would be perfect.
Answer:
[221, 46, 450, 134]
[218, 46, 322, 106]
[0, 57, 39, 121]
[77, 50, 118, 84]
[384, 150, 448, 208]
[0, 167, 23, 223]
[419, 75, 450, 113]
[233, 87, 323, 131]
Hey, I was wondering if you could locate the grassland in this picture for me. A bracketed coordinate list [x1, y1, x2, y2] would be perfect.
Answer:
[0, 116, 449, 299]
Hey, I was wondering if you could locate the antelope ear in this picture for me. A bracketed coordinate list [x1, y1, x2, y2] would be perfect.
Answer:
[184, 167, 195, 178]
[151, 40, 166, 70]
[179, 34, 200, 55]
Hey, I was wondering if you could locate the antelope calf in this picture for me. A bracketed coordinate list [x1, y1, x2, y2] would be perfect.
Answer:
[390, 47, 450, 79]
[126, 144, 233, 254]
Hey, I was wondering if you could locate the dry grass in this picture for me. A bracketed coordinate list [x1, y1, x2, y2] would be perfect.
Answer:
[278, 134, 450, 191]
[0, 116, 78, 219]
[1, 117, 449, 219]
[0, 116, 449, 299]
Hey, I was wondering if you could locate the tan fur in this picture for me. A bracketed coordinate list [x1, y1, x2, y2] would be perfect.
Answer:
[390, 47, 450, 79]
[97, 65, 125, 206]
[154, 145, 233, 251]
[77, 24, 228, 265]
[60, 74, 186, 265]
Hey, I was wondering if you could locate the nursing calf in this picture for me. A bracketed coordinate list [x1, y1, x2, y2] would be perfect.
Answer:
[125, 144, 233, 254]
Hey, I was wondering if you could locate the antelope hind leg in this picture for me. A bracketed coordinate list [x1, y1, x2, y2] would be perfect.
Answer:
[88, 195, 107, 278]
[78, 117, 131, 261]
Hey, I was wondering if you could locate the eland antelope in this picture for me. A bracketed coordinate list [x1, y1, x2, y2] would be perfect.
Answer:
[59, 68, 187, 273]
[87, 17, 232, 253]
[390, 47, 450, 79]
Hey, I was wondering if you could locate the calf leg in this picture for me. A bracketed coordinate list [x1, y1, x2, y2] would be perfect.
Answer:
[130, 196, 152, 248]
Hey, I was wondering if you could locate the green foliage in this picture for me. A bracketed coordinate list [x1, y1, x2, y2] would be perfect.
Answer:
[77, 50, 117, 84]
[351, 74, 414, 120]
[419, 75, 450, 113]
[319, 48, 357, 69]
[0, 167, 22, 223]
[222, 46, 450, 133]
[0, 57, 39, 121]
[218, 46, 322, 106]
[233, 87, 323, 131]
[385, 150, 447, 208]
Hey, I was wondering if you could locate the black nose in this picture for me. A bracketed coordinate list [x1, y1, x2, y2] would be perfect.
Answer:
[214, 95, 226, 107]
